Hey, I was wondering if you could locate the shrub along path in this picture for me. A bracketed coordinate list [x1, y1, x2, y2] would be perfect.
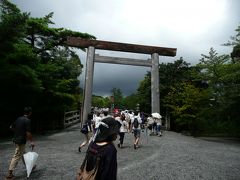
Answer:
[1, 124, 240, 180]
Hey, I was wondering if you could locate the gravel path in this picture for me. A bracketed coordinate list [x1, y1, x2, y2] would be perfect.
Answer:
[1, 125, 240, 180]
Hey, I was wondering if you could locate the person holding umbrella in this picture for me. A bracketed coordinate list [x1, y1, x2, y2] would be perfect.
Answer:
[152, 113, 162, 136]
[6, 107, 36, 180]
[77, 117, 121, 180]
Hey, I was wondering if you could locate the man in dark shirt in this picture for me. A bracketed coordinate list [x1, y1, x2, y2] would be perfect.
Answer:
[6, 107, 35, 180]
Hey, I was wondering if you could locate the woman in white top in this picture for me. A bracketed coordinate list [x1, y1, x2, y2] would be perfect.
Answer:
[116, 113, 128, 148]
[93, 112, 102, 132]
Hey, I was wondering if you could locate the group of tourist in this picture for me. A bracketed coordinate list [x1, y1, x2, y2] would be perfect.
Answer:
[5, 107, 162, 180]
[76, 109, 163, 179]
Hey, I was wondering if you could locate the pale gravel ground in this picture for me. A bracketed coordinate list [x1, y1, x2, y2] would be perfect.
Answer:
[1, 125, 240, 180]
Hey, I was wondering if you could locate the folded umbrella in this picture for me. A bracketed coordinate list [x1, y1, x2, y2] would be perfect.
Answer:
[23, 151, 39, 178]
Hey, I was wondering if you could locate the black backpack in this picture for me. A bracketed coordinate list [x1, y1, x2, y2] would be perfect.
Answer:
[133, 118, 139, 128]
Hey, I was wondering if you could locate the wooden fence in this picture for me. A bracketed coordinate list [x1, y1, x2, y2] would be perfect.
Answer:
[64, 110, 81, 128]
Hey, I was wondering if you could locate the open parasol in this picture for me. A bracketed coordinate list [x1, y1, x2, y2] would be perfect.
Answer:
[151, 112, 162, 119]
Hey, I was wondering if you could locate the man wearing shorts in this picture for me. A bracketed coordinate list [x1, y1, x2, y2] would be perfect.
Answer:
[131, 111, 142, 149]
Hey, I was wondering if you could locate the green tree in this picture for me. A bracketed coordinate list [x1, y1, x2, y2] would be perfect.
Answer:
[136, 58, 193, 114]
[197, 47, 240, 136]
[92, 95, 106, 107]
[136, 72, 151, 113]
[103, 96, 112, 108]
[159, 58, 193, 116]
[111, 88, 123, 109]
[25, 12, 95, 58]
[197, 48, 230, 106]
[0, 0, 96, 135]
[122, 93, 139, 111]
[164, 83, 209, 134]
[0, 0, 43, 135]
[0, 0, 29, 57]
[224, 24, 240, 63]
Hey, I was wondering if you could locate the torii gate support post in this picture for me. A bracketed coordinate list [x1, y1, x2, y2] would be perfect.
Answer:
[81, 46, 95, 125]
[151, 53, 160, 113]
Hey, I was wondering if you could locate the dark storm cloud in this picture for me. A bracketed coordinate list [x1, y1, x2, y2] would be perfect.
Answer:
[78, 50, 152, 96]
[92, 64, 149, 96]
[11, 0, 240, 96]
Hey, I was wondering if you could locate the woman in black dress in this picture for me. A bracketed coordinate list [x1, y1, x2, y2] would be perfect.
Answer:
[77, 117, 121, 180]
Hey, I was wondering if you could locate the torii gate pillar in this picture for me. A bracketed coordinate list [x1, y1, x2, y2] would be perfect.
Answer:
[82, 46, 95, 124]
[151, 53, 160, 113]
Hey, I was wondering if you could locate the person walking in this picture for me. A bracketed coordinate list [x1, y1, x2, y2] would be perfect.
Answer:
[78, 113, 93, 152]
[155, 116, 162, 136]
[6, 107, 35, 180]
[116, 113, 128, 148]
[130, 111, 142, 149]
[77, 117, 121, 180]
[93, 112, 102, 133]
[147, 115, 155, 135]
[101, 110, 110, 120]
[124, 111, 131, 133]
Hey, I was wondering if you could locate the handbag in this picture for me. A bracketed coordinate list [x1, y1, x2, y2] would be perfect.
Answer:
[77, 157, 100, 180]
[81, 124, 88, 134]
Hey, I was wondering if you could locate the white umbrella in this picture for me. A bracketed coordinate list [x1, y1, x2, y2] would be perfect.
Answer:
[151, 112, 162, 119]
[23, 152, 39, 178]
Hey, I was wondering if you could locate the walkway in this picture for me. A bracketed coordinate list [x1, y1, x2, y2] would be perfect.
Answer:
[1, 125, 240, 180]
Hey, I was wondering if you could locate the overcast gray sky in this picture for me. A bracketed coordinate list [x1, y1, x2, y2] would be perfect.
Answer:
[12, 0, 240, 96]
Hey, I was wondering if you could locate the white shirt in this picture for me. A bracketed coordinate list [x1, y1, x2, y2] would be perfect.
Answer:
[147, 117, 154, 125]
[94, 116, 102, 128]
[117, 119, 129, 133]
[155, 118, 162, 126]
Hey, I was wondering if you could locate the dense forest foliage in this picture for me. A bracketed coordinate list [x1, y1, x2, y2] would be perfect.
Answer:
[126, 27, 240, 136]
[1, 1, 239, 137]
[0, 1, 95, 136]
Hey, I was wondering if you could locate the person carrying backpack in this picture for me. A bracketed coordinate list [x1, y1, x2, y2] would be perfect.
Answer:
[116, 113, 128, 148]
[130, 111, 142, 149]
[77, 117, 121, 180]
[78, 113, 93, 153]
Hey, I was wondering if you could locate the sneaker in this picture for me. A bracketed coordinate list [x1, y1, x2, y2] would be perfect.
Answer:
[134, 144, 137, 149]
[5, 174, 15, 180]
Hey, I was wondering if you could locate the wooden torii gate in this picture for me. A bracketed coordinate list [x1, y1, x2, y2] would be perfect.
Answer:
[66, 37, 177, 124]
